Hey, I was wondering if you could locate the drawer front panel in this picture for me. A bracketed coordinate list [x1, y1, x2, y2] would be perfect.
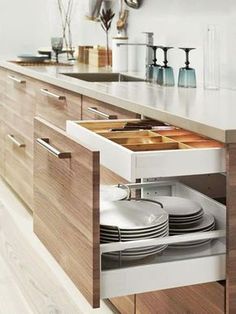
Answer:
[4, 124, 33, 208]
[36, 83, 81, 130]
[67, 120, 225, 181]
[34, 117, 100, 308]
[5, 71, 36, 125]
[82, 96, 138, 120]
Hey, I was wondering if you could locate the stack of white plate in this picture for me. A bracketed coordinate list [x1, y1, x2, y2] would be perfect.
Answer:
[153, 196, 215, 248]
[100, 199, 169, 260]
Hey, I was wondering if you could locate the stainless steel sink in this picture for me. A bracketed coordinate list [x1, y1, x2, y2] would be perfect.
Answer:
[61, 72, 145, 82]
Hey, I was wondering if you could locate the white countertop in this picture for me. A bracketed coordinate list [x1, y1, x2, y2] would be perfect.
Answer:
[1, 60, 236, 143]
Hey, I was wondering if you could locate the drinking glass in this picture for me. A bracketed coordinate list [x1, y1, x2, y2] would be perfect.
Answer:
[51, 37, 63, 63]
[157, 47, 175, 86]
[146, 45, 162, 83]
[178, 48, 196, 88]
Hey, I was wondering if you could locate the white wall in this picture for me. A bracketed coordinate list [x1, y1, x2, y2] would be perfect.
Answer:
[0, 0, 50, 57]
[0, 0, 235, 89]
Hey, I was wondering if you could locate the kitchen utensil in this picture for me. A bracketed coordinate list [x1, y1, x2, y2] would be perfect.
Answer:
[17, 54, 49, 62]
[157, 47, 175, 86]
[178, 48, 197, 88]
[51, 37, 63, 63]
[146, 45, 162, 83]
[124, 0, 142, 9]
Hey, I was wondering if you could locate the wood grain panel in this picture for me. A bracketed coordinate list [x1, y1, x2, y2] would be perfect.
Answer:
[5, 70, 36, 125]
[0, 105, 4, 177]
[136, 283, 224, 314]
[3, 124, 33, 208]
[109, 295, 135, 314]
[0, 67, 6, 105]
[36, 82, 81, 130]
[34, 117, 100, 308]
[82, 96, 138, 120]
[226, 143, 236, 313]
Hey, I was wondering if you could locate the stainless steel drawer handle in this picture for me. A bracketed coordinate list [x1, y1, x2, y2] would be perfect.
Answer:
[40, 88, 66, 101]
[7, 134, 26, 148]
[8, 75, 26, 84]
[36, 138, 71, 159]
[87, 107, 118, 119]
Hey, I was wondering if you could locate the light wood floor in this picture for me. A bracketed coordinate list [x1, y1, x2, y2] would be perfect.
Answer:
[0, 178, 113, 314]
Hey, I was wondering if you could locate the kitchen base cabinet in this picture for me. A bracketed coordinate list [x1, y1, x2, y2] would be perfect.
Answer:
[136, 283, 224, 314]
[33, 118, 226, 310]
[36, 82, 82, 130]
[2, 70, 36, 209]
[34, 117, 100, 308]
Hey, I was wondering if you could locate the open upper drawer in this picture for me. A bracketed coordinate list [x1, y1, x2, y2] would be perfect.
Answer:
[66, 119, 226, 181]
[34, 117, 226, 309]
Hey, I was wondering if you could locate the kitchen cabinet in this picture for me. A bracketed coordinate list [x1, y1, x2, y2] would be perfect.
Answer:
[82, 96, 139, 120]
[36, 82, 82, 130]
[34, 117, 226, 309]
[2, 70, 36, 208]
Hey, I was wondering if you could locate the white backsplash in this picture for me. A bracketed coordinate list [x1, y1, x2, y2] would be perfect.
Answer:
[0, 0, 235, 89]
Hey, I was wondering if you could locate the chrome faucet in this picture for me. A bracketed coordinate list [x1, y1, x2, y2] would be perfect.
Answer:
[116, 32, 154, 80]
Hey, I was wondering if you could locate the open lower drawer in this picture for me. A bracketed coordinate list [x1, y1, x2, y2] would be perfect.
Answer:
[66, 119, 226, 181]
[100, 181, 226, 299]
[34, 118, 226, 309]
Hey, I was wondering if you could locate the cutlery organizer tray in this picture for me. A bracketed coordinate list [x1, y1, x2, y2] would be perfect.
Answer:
[100, 181, 226, 299]
[67, 119, 226, 181]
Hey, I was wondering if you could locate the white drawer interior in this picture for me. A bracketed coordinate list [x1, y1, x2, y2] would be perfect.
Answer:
[100, 181, 226, 299]
[67, 120, 226, 181]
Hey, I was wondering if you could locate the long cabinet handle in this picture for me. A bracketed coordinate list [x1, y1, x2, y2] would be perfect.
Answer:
[7, 134, 26, 148]
[36, 138, 71, 159]
[87, 107, 118, 119]
[8, 75, 26, 84]
[40, 88, 66, 101]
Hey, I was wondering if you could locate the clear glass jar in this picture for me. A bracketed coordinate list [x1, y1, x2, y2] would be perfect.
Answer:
[204, 25, 220, 90]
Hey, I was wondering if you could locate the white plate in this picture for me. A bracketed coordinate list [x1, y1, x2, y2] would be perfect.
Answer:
[101, 222, 168, 238]
[169, 209, 204, 222]
[101, 227, 169, 242]
[103, 245, 168, 261]
[153, 196, 202, 217]
[100, 185, 129, 202]
[169, 214, 215, 233]
[170, 224, 215, 235]
[17, 54, 48, 62]
[100, 199, 168, 230]
[169, 239, 212, 249]
[101, 219, 168, 234]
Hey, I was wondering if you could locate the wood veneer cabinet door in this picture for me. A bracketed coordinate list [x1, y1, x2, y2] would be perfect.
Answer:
[4, 123, 33, 208]
[36, 82, 81, 130]
[34, 117, 100, 308]
[82, 96, 138, 120]
[136, 283, 224, 314]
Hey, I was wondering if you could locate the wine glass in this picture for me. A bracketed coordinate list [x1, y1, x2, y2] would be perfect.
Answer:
[178, 48, 196, 88]
[51, 37, 63, 63]
[146, 45, 162, 83]
[157, 47, 175, 86]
